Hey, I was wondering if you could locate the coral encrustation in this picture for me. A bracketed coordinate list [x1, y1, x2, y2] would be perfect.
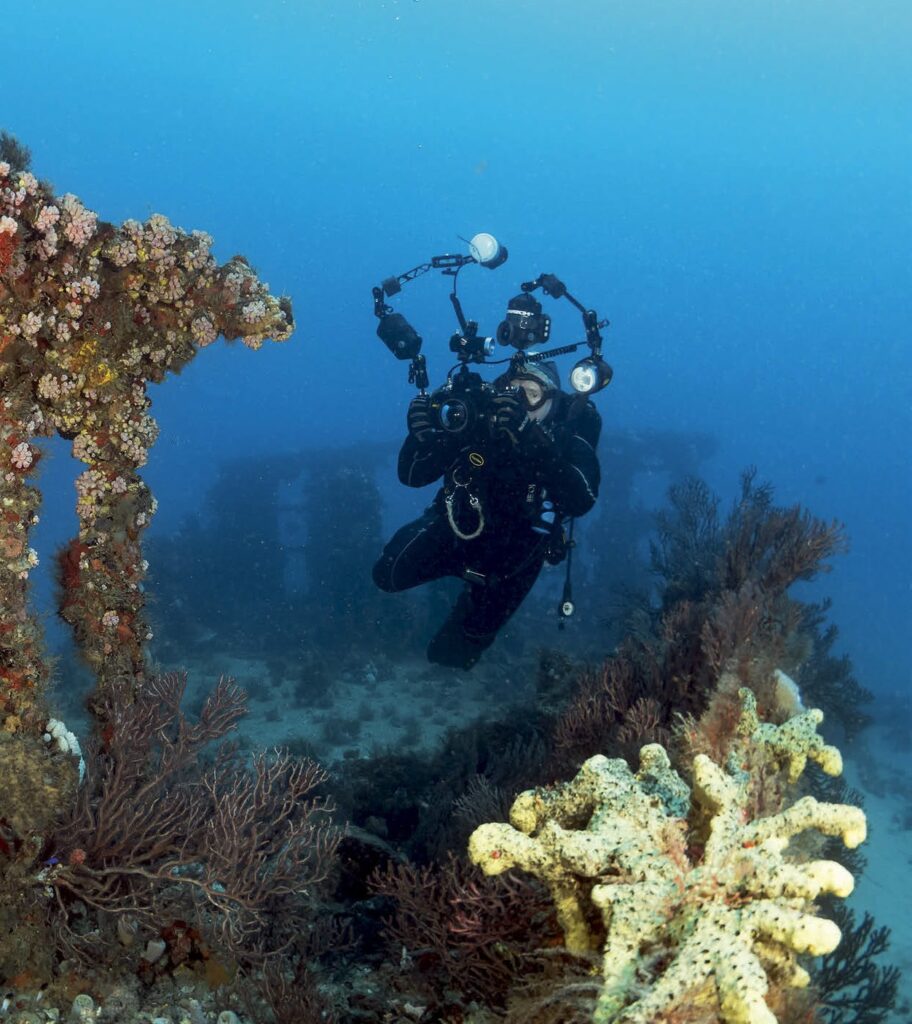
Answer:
[0, 154, 293, 731]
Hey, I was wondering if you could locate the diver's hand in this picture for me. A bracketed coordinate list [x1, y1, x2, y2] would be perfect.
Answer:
[407, 394, 437, 445]
[491, 388, 530, 446]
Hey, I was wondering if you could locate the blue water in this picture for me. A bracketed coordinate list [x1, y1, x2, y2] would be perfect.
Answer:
[9, 1, 909, 687]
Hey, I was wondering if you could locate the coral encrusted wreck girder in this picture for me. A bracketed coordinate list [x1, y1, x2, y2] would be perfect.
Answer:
[468, 688, 867, 1024]
[0, 148, 293, 734]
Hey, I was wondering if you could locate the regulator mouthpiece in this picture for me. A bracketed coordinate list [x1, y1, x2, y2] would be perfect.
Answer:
[469, 232, 508, 269]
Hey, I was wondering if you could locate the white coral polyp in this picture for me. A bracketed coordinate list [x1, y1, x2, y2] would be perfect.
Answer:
[10, 442, 33, 469]
[35, 204, 60, 231]
[20, 311, 42, 337]
[241, 299, 267, 323]
[60, 193, 98, 246]
[191, 315, 218, 347]
[17, 172, 39, 196]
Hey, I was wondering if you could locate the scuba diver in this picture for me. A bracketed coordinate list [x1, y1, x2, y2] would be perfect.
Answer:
[370, 235, 612, 670]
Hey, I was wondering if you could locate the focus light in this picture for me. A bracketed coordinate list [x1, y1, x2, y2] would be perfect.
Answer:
[569, 356, 613, 395]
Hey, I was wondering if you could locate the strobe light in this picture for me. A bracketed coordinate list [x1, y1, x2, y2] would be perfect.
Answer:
[468, 232, 508, 269]
[569, 355, 613, 395]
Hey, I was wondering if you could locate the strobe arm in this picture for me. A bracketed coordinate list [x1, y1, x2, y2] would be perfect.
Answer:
[409, 353, 429, 392]
[521, 274, 609, 351]
[582, 308, 605, 348]
[375, 252, 477, 314]
[372, 235, 507, 389]
[373, 250, 479, 332]
[372, 252, 480, 369]
[373, 284, 394, 319]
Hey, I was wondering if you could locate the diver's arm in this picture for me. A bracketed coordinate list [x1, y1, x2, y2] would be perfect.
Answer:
[397, 394, 457, 487]
[522, 403, 602, 517]
[397, 434, 456, 487]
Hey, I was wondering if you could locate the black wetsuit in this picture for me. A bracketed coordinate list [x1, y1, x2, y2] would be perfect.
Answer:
[373, 391, 601, 669]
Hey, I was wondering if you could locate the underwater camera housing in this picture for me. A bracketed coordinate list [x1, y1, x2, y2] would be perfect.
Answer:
[429, 367, 497, 436]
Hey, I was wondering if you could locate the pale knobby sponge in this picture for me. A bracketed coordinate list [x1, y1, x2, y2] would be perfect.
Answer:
[468, 688, 866, 1024]
[736, 685, 842, 783]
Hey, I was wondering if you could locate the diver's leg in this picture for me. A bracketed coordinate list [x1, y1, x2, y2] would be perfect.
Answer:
[427, 540, 545, 670]
[426, 587, 487, 669]
[372, 508, 457, 593]
[463, 548, 545, 642]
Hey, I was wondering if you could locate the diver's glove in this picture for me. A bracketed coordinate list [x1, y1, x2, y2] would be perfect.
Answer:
[407, 393, 438, 445]
[491, 388, 530, 446]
